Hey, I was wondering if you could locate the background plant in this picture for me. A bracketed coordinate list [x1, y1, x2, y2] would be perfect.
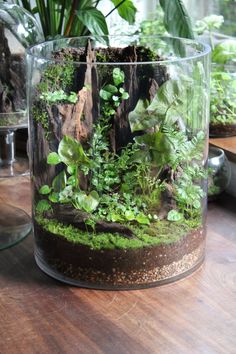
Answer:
[9, 0, 137, 39]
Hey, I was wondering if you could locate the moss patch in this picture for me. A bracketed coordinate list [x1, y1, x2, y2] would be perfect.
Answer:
[36, 215, 200, 250]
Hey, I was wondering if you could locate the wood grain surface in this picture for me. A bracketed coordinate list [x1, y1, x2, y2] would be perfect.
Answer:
[0, 177, 236, 354]
[210, 136, 236, 162]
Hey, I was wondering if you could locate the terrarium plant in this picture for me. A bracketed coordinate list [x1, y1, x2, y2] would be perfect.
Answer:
[27, 35, 210, 289]
[195, 14, 236, 137]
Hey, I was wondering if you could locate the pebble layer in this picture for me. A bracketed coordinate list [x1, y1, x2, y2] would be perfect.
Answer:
[37, 244, 205, 289]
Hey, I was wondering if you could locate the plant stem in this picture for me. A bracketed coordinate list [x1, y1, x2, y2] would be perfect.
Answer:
[105, 0, 126, 18]
[58, 0, 67, 34]
[36, 0, 50, 38]
[20, 0, 32, 12]
[64, 0, 79, 36]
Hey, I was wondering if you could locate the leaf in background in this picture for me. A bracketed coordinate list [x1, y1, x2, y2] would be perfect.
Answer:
[159, 0, 194, 39]
[212, 39, 236, 64]
[110, 0, 137, 25]
[76, 7, 108, 36]
[128, 99, 151, 132]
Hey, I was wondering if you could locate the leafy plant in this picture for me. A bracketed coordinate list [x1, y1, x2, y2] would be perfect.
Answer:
[99, 67, 129, 119]
[212, 39, 236, 64]
[210, 70, 236, 126]
[40, 90, 78, 103]
[11, 0, 137, 39]
[159, 0, 194, 39]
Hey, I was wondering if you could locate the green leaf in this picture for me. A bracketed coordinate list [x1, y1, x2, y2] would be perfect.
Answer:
[136, 213, 150, 225]
[159, 0, 194, 39]
[58, 185, 73, 202]
[100, 84, 118, 100]
[194, 15, 224, 35]
[47, 152, 61, 165]
[36, 200, 51, 213]
[49, 192, 60, 203]
[167, 210, 183, 221]
[110, 0, 137, 25]
[147, 79, 182, 115]
[52, 170, 67, 193]
[128, 99, 152, 132]
[58, 135, 89, 166]
[39, 185, 51, 195]
[76, 7, 109, 37]
[113, 68, 125, 86]
[135, 131, 173, 167]
[125, 210, 135, 221]
[212, 39, 236, 64]
[73, 190, 99, 213]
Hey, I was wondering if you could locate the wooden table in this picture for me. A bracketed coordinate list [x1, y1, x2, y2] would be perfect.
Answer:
[0, 177, 236, 354]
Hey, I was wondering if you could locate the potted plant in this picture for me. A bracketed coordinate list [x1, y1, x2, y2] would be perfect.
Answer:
[27, 34, 210, 289]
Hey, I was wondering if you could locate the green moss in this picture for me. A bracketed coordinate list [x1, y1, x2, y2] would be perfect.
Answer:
[38, 56, 75, 93]
[32, 105, 50, 139]
[36, 214, 200, 250]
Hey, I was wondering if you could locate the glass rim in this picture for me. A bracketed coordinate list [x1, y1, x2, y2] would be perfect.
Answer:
[26, 35, 211, 66]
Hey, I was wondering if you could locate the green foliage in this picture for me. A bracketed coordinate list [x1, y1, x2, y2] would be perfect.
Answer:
[40, 135, 91, 209]
[159, 0, 194, 39]
[99, 67, 129, 119]
[72, 191, 99, 213]
[37, 65, 206, 236]
[40, 90, 78, 104]
[167, 209, 183, 221]
[212, 40, 236, 64]
[210, 70, 236, 126]
[139, 5, 167, 36]
[128, 77, 193, 133]
[195, 15, 224, 35]
[76, 7, 108, 38]
[13, 0, 137, 39]
[57, 135, 89, 166]
[110, 0, 136, 25]
[36, 199, 51, 213]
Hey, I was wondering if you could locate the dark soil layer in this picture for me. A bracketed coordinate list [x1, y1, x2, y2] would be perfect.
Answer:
[34, 223, 205, 287]
[210, 123, 236, 137]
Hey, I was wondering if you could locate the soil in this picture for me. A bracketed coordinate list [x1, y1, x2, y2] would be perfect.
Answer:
[209, 123, 236, 137]
[34, 223, 206, 288]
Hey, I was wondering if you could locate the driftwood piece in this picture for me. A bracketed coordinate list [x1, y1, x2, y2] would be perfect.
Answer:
[46, 41, 98, 145]
[0, 23, 25, 113]
[48, 204, 136, 239]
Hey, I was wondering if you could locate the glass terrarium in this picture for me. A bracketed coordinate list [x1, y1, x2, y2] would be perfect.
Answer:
[208, 146, 231, 200]
[27, 35, 210, 289]
[0, 3, 43, 249]
[210, 63, 236, 137]
[0, 2, 43, 177]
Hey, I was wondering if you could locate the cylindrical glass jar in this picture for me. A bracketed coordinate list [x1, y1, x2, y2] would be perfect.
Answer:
[210, 63, 236, 137]
[27, 36, 210, 289]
